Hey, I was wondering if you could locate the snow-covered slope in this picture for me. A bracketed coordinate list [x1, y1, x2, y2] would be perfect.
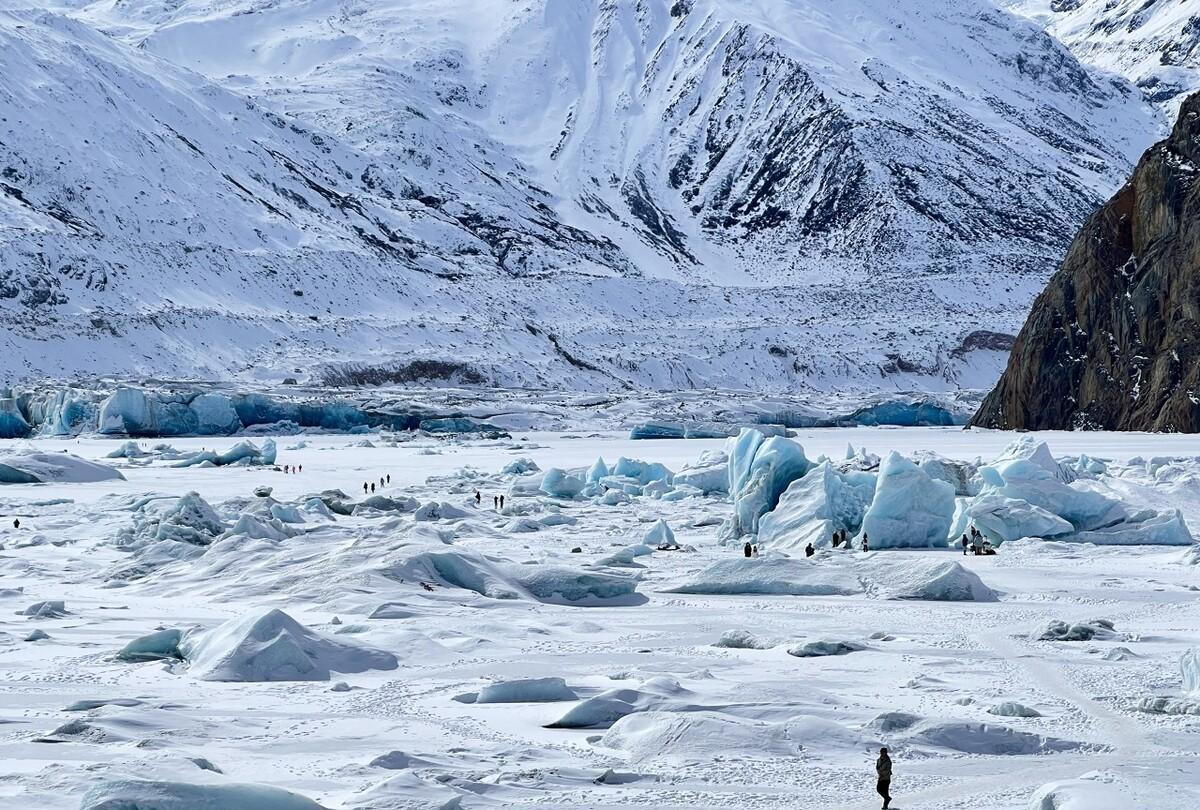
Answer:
[1004, 0, 1200, 117]
[0, 1, 1162, 392]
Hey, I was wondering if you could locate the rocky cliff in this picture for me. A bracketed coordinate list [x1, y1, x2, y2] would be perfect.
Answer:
[972, 92, 1200, 431]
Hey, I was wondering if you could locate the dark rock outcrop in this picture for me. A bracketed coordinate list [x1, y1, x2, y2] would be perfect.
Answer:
[972, 92, 1200, 431]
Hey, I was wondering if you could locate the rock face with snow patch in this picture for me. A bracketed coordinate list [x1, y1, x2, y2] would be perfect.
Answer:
[179, 609, 398, 681]
[973, 93, 1200, 431]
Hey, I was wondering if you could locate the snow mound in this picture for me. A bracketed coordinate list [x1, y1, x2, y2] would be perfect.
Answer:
[599, 711, 867, 763]
[546, 678, 691, 729]
[0, 450, 124, 484]
[475, 677, 578, 704]
[81, 779, 328, 810]
[387, 550, 641, 605]
[1029, 776, 1137, 810]
[665, 556, 863, 597]
[179, 609, 398, 681]
[903, 720, 1085, 755]
[868, 559, 999, 602]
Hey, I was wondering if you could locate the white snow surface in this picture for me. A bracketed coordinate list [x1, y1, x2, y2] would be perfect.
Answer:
[0, 0, 1165, 393]
[1, 427, 1200, 808]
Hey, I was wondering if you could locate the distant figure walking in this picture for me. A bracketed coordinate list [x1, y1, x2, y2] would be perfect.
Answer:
[743, 541, 753, 558]
[751, 544, 760, 558]
[961, 534, 969, 555]
[876, 747, 893, 809]
[380, 476, 385, 488]
[298, 465, 303, 473]
[499, 494, 505, 510]
[831, 531, 841, 548]
[370, 482, 376, 494]
[386, 474, 390, 484]
[475, 491, 482, 506]
[861, 535, 868, 552]
[805, 542, 815, 557]
[363, 482, 369, 495]
[12, 518, 19, 530]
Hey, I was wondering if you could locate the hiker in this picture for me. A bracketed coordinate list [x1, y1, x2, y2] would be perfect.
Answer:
[494, 495, 499, 509]
[475, 491, 482, 506]
[831, 531, 841, 548]
[12, 518, 19, 530]
[370, 482, 376, 494]
[805, 542, 815, 558]
[962, 534, 969, 555]
[298, 465, 302, 473]
[876, 747, 893, 809]
[499, 494, 505, 509]
[379, 476, 385, 488]
[386, 474, 390, 484]
[743, 542, 753, 558]
[861, 534, 868, 552]
[751, 544, 760, 558]
[363, 482, 369, 495]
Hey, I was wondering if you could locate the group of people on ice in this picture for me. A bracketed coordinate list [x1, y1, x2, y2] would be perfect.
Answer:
[961, 525, 995, 555]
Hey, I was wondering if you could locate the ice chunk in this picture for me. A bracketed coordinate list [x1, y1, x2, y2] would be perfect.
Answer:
[24, 628, 50, 641]
[586, 457, 609, 483]
[117, 628, 184, 662]
[419, 417, 505, 435]
[965, 494, 1074, 543]
[859, 452, 954, 548]
[988, 701, 1042, 718]
[596, 544, 654, 567]
[666, 556, 863, 596]
[81, 779, 328, 810]
[714, 629, 771, 649]
[0, 397, 30, 438]
[355, 494, 419, 514]
[226, 513, 291, 541]
[671, 450, 728, 495]
[611, 457, 673, 485]
[179, 609, 398, 681]
[729, 434, 812, 537]
[1073, 509, 1192, 545]
[261, 438, 278, 465]
[902, 720, 1083, 755]
[642, 519, 676, 547]
[475, 677, 578, 703]
[0, 450, 124, 484]
[216, 440, 265, 466]
[758, 461, 867, 550]
[106, 440, 147, 459]
[502, 457, 540, 475]
[414, 501, 471, 521]
[540, 468, 586, 499]
[1182, 648, 1200, 695]
[629, 421, 686, 440]
[154, 492, 227, 546]
[599, 489, 630, 506]
[868, 559, 998, 602]
[1036, 619, 1116, 642]
[786, 639, 865, 657]
[18, 600, 67, 618]
[545, 697, 638, 729]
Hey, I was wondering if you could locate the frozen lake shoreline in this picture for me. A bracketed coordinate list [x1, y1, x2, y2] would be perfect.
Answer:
[0, 428, 1198, 809]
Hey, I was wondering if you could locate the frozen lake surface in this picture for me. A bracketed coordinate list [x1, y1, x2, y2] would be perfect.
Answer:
[0, 427, 1198, 809]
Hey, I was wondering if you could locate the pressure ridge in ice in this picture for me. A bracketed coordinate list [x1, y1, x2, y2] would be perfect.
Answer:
[178, 609, 398, 681]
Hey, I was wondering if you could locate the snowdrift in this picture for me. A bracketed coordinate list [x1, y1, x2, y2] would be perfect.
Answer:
[179, 609, 398, 681]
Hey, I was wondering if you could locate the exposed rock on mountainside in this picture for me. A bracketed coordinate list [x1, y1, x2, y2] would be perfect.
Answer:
[972, 92, 1200, 431]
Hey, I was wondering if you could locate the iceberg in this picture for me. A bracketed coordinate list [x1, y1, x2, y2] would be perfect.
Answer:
[502, 457, 540, 475]
[475, 677, 578, 704]
[642, 519, 676, 547]
[611, 457, 673, 485]
[629, 421, 686, 440]
[586, 457, 609, 483]
[0, 450, 125, 484]
[0, 397, 30, 438]
[729, 435, 812, 538]
[189, 392, 242, 435]
[758, 461, 867, 550]
[81, 780, 328, 810]
[1183, 648, 1200, 695]
[964, 494, 1074, 544]
[180, 609, 398, 681]
[666, 556, 863, 596]
[859, 452, 954, 548]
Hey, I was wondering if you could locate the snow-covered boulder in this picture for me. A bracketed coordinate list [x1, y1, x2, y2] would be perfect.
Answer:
[714, 629, 772, 649]
[758, 461, 867, 550]
[475, 677, 578, 704]
[859, 452, 954, 548]
[868, 559, 998, 602]
[0, 450, 124, 484]
[179, 609, 398, 681]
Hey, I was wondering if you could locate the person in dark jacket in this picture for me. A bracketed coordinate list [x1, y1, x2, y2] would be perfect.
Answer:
[861, 535, 868, 552]
[831, 530, 840, 548]
[499, 494, 505, 509]
[876, 747, 892, 809]
[493, 495, 499, 509]
[475, 491, 482, 506]
[363, 482, 369, 495]
[743, 541, 753, 558]
[12, 518, 19, 529]
[805, 542, 815, 558]
[386, 474, 390, 484]
[962, 534, 969, 555]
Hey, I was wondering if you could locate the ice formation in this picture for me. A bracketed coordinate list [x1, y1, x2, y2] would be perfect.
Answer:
[116, 628, 184, 662]
[671, 450, 729, 494]
[859, 452, 955, 548]
[726, 431, 812, 538]
[179, 609, 398, 681]
[758, 461, 868, 550]
[540, 468, 586, 499]
[1182, 648, 1200, 695]
[473, 677, 578, 704]
[81, 780, 329, 810]
[0, 450, 124, 484]
[666, 556, 863, 596]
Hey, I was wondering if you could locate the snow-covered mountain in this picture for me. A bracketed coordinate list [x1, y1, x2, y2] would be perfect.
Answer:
[1004, 0, 1200, 117]
[0, 0, 1162, 392]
